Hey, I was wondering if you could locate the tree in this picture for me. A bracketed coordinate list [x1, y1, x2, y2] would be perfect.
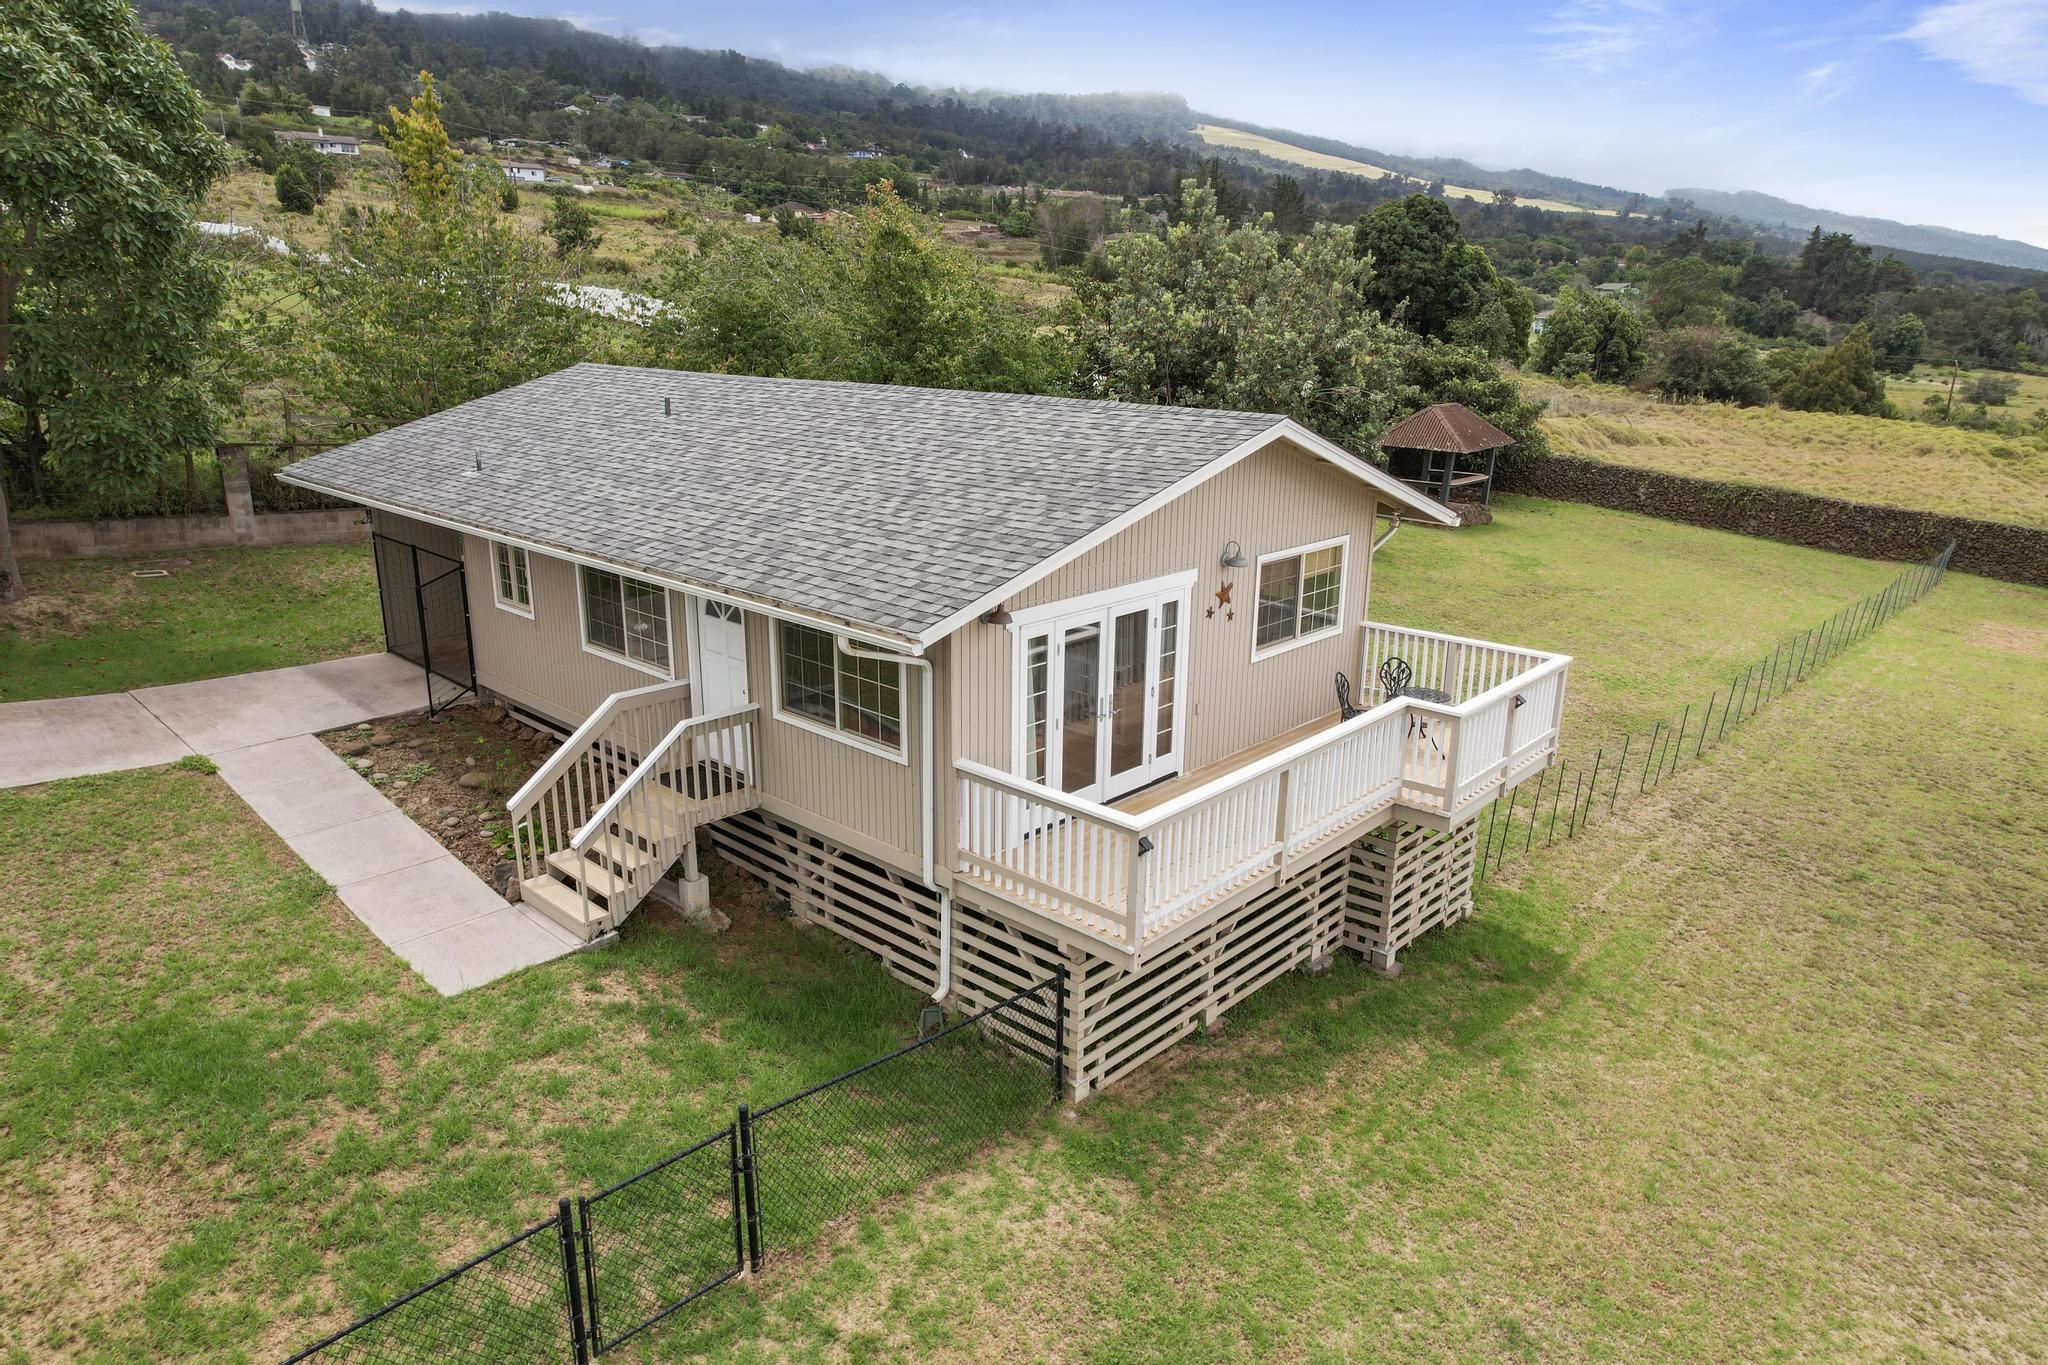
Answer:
[294, 73, 587, 427]
[1449, 273, 1535, 367]
[1531, 286, 1646, 383]
[1258, 175, 1310, 235]
[1874, 312, 1926, 376]
[1773, 323, 1887, 415]
[499, 181, 519, 212]
[275, 159, 315, 213]
[544, 195, 603, 257]
[1065, 183, 1546, 460]
[1353, 195, 1501, 343]
[650, 182, 1057, 393]
[1643, 328, 1770, 405]
[1646, 255, 1722, 328]
[1037, 196, 1105, 270]
[1, 0, 232, 600]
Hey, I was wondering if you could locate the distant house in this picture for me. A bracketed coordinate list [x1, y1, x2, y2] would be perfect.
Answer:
[502, 161, 547, 183]
[219, 52, 253, 72]
[310, 104, 332, 119]
[1531, 309, 1554, 336]
[847, 148, 882, 160]
[276, 129, 360, 156]
[561, 104, 586, 116]
[1594, 281, 1638, 298]
[769, 201, 826, 222]
[591, 158, 615, 170]
[679, 113, 708, 123]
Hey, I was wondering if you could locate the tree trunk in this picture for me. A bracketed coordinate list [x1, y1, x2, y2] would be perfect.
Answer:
[0, 477, 22, 604]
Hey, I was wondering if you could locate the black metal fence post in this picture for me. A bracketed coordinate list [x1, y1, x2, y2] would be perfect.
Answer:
[736, 1103, 763, 1273]
[557, 1199, 591, 1365]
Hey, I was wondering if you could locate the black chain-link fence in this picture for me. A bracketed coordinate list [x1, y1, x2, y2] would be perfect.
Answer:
[280, 974, 1063, 1363]
[1477, 540, 1955, 878]
[284, 1210, 584, 1364]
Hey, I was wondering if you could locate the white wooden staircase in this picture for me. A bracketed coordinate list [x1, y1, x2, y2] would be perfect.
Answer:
[506, 681, 760, 940]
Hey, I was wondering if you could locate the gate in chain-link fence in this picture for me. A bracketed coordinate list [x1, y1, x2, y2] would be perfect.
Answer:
[281, 973, 1064, 1363]
[1476, 540, 1956, 879]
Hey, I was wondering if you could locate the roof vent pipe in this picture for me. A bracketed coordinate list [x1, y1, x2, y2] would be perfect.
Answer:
[663, 397, 672, 417]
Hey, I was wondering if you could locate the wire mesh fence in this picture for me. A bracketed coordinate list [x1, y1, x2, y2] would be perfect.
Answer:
[743, 973, 1064, 1262]
[283, 1210, 583, 1364]
[1476, 540, 1955, 879]
[280, 973, 1063, 1363]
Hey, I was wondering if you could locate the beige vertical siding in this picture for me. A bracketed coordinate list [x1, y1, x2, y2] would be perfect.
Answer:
[459, 535, 687, 728]
[369, 508, 462, 559]
[745, 612, 927, 863]
[948, 436, 1386, 775]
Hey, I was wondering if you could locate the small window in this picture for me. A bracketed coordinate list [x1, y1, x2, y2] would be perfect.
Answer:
[1253, 539, 1347, 656]
[491, 542, 532, 615]
[580, 566, 670, 674]
[776, 623, 904, 755]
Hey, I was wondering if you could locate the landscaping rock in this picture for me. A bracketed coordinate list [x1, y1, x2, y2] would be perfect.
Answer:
[457, 771, 485, 789]
[336, 737, 371, 757]
[405, 738, 425, 750]
[681, 903, 731, 934]
[464, 756, 477, 767]
[504, 878, 521, 904]
[441, 815, 460, 829]
[493, 859, 517, 893]
[481, 706, 506, 725]
[370, 731, 394, 747]
[1299, 952, 1335, 976]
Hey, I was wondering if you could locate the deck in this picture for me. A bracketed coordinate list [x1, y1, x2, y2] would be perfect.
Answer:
[955, 621, 1570, 965]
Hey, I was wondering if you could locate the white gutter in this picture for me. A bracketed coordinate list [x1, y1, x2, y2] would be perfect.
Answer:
[835, 636, 951, 1002]
[1373, 514, 1401, 552]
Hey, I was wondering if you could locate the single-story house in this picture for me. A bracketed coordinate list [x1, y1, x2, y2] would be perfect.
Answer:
[501, 161, 547, 183]
[281, 365, 1571, 1097]
[276, 129, 360, 156]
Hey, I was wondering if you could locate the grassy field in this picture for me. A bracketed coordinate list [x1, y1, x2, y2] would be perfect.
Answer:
[1533, 375, 2048, 528]
[1884, 362, 2048, 415]
[1374, 496, 1897, 744]
[1192, 124, 1615, 216]
[0, 545, 382, 702]
[691, 567, 2048, 1361]
[4, 503, 2015, 1361]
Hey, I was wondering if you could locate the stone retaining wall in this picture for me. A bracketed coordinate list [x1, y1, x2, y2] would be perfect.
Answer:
[1497, 453, 2048, 587]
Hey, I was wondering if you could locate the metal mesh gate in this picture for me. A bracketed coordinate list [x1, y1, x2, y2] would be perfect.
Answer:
[372, 534, 477, 715]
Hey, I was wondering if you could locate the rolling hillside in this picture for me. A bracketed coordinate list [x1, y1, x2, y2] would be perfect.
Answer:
[1192, 124, 1614, 215]
[1670, 187, 2048, 272]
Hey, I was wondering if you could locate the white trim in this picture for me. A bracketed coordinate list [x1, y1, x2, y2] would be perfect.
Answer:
[289, 485, 918, 652]
[1001, 569, 1199, 632]
[768, 620, 911, 766]
[1249, 534, 1350, 662]
[919, 422, 1455, 647]
[575, 563, 676, 681]
[489, 540, 535, 618]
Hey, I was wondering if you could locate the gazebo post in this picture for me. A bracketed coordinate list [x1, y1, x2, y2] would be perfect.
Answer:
[1483, 446, 1498, 506]
[1440, 451, 1454, 505]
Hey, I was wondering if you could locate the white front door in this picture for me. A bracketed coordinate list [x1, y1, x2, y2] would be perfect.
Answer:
[1019, 582, 1188, 803]
[694, 599, 750, 774]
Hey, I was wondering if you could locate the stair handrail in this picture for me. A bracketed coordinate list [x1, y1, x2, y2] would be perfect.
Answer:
[570, 703, 761, 854]
[504, 678, 690, 816]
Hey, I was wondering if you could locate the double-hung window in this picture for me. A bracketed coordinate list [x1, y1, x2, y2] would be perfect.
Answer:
[491, 541, 532, 616]
[580, 566, 671, 674]
[1253, 537, 1346, 657]
[776, 622, 904, 757]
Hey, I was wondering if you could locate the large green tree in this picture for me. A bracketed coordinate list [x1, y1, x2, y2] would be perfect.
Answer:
[649, 182, 1058, 392]
[294, 74, 588, 426]
[0, 0, 231, 599]
[1354, 195, 1503, 345]
[1066, 183, 1546, 461]
[1773, 323, 1887, 416]
[1532, 286, 1647, 383]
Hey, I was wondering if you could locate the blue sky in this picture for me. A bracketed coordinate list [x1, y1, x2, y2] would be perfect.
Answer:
[402, 0, 2048, 247]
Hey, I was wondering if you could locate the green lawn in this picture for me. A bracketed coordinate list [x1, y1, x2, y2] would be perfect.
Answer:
[4, 505, 2038, 1361]
[1373, 495, 1899, 745]
[687, 569, 2048, 1361]
[0, 545, 381, 702]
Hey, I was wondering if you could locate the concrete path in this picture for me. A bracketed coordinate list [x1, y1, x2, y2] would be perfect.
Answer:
[213, 736, 584, 995]
[0, 653, 584, 994]
[0, 654, 428, 788]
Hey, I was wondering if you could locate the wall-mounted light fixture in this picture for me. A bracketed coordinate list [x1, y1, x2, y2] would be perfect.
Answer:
[1220, 540, 1248, 569]
[981, 603, 1013, 626]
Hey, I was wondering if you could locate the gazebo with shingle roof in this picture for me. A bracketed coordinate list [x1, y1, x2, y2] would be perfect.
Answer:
[1378, 402, 1515, 509]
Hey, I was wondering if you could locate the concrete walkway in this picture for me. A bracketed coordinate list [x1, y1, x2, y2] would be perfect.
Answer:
[0, 653, 584, 994]
[212, 736, 585, 994]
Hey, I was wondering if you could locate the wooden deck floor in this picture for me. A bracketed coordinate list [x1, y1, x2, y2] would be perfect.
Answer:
[1115, 711, 1345, 816]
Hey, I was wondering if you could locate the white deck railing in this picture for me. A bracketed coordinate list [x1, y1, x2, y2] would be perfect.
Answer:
[956, 622, 1569, 960]
[506, 678, 692, 885]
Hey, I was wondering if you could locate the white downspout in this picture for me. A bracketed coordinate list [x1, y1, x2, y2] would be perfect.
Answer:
[835, 636, 950, 1001]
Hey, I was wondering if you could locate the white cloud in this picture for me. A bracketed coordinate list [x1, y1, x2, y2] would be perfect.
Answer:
[1907, 0, 2048, 105]
[1535, 0, 1685, 73]
[1797, 60, 1851, 104]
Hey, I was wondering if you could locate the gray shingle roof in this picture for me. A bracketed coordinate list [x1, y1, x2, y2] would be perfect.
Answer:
[283, 364, 1309, 642]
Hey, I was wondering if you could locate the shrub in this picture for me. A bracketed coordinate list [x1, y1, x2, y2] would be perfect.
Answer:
[1963, 374, 2021, 405]
[1644, 327, 1770, 406]
[274, 160, 314, 214]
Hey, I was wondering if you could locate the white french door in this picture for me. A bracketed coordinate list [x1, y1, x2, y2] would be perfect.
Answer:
[1017, 578, 1189, 803]
[691, 597, 750, 775]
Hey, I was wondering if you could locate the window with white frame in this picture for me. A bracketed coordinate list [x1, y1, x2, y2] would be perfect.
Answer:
[580, 566, 670, 673]
[776, 622, 904, 754]
[1254, 538, 1346, 654]
[491, 541, 532, 615]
